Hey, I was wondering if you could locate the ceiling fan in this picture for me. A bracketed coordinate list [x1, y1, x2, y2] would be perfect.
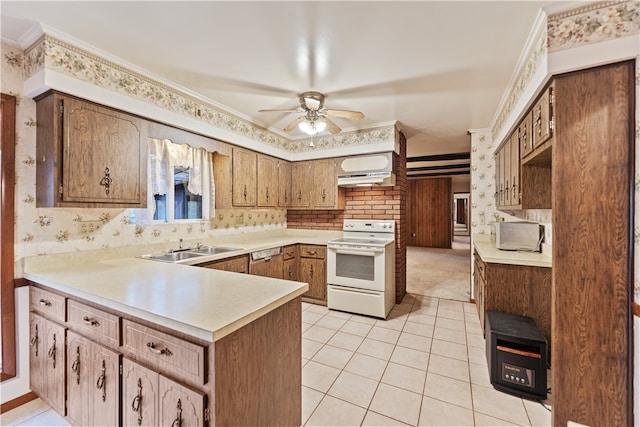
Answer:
[259, 91, 364, 135]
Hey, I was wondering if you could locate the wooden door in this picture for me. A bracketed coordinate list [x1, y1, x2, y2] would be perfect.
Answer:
[283, 258, 298, 281]
[43, 319, 66, 415]
[311, 159, 336, 208]
[66, 331, 91, 426]
[91, 343, 120, 425]
[122, 358, 159, 427]
[29, 313, 45, 396]
[158, 375, 206, 427]
[408, 178, 452, 248]
[278, 160, 292, 207]
[300, 258, 326, 301]
[257, 154, 278, 207]
[290, 162, 311, 208]
[64, 97, 143, 204]
[232, 149, 257, 206]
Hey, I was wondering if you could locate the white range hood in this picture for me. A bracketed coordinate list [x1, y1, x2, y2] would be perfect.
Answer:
[337, 171, 396, 187]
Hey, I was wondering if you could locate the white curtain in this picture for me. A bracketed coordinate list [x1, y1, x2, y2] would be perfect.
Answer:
[148, 138, 215, 219]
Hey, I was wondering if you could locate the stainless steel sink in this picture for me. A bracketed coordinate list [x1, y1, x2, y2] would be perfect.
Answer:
[138, 246, 242, 263]
[188, 246, 241, 255]
[141, 251, 206, 262]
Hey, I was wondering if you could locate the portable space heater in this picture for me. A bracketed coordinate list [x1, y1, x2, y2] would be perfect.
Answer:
[485, 310, 547, 400]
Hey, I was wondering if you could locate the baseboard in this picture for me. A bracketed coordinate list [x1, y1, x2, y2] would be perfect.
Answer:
[1, 391, 37, 414]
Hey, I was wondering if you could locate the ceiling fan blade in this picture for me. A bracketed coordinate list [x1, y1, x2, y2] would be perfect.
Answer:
[283, 116, 306, 132]
[318, 117, 341, 134]
[258, 108, 303, 113]
[321, 109, 365, 120]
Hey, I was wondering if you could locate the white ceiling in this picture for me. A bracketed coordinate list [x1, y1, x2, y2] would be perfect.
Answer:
[2, 1, 563, 163]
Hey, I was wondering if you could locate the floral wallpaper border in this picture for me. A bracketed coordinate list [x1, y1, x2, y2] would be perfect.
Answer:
[547, 1, 640, 52]
[22, 34, 394, 154]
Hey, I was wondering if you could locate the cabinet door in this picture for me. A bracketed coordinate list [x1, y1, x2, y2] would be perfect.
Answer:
[494, 153, 500, 207]
[503, 141, 511, 206]
[29, 313, 45, 396]
[532, 86, 553, 150]
[520, 111, 533, 158]
[64, 97, 143, 204]
[311, 159, 336, 208]
[200, 255, 249, 273]
[91, 343, 121, 426]
[510, 132, 520, 206]
[257, 154, 278, 207]
[300, 258, 326, 301]
[232, 149, 257, 206]
[283, 258, 298, 281]
[290, 163, 311, 208]
[67, 331, 91, 426]
[123, 358, 159, 427]
[159, 375, 206, 427]
[278, 160, 292, 208]
[43, 319, 66, 415]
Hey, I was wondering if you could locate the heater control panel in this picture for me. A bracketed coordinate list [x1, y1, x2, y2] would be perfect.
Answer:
[501, 363, 535, 388]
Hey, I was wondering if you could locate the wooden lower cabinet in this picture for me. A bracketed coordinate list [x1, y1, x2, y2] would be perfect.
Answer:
[122, 358, 206, 427]
[66, 330, 120, 426]
[473, 254, 551, 348]
[29, 313, 66, 416]
[299, 245, 327, 304]
[249, 254, 284, 279]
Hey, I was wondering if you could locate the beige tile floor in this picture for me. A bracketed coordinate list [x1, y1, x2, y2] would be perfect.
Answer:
[301, 294, 552, 427]
[2, 294, 552, 427]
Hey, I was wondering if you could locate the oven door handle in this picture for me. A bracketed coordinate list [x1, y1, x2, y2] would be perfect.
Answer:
[328, 286, 381, 296]
[329, 247, 383, 256]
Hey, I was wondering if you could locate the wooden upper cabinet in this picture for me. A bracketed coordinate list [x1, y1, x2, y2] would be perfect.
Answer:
[531, 84, 554, 152]
[310, 159, 336, 208]
[290, 162, 311, 208]
[35, 92, 147, 207]
[278, 160, 292, 208]
[257, 154, 278, 207]
[519, 111, 533, 158]
[232, 148, 257, 206]
[510, 131, 520, 206]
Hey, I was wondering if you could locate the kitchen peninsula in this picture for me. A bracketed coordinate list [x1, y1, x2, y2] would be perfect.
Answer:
[22, 229, 339, 426]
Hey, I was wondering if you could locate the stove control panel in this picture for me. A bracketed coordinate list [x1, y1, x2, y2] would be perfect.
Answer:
[343, 220, 395, 233]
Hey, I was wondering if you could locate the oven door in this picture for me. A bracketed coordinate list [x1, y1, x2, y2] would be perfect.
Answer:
[327, 245, 386, 291]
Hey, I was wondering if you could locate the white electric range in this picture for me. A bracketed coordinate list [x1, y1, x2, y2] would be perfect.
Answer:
[326, 219, 396, 318]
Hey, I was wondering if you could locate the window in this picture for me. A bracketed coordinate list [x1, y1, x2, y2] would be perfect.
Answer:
[131, 138, 214, 224]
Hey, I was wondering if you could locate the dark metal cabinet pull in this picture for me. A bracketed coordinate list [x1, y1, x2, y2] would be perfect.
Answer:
[48, 334, 57, 368]
[83, 316, 100, 327]
[96, 359, 106, 402]
[39, 298, 52, 307]
[71, 346, 81, 384]
[100, 167, 112, 195]
[30, 324, 39, 356]
[310, 265, 314, 279]
[243, 185, 247, 201]
[171, 399, 182, 427]
[147, 342, 173, 356]
[131, 378, 143, 426]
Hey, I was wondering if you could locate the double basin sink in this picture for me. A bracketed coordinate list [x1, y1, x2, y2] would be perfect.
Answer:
[139, 246, 242, 263]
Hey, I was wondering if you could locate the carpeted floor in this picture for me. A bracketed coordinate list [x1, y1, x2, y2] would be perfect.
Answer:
[406, 236, 471, 302]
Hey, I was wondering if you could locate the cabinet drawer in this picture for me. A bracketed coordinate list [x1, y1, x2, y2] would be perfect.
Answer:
[67, 300, 120, 347]
[30, 286, 66, 323]
[282, 245, 297, 260]
[299, 245, 326, 259]
[122, 319, 206, 386]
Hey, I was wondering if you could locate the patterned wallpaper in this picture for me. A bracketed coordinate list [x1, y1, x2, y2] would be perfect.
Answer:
[3, 41, 288, 276]
[23, 35, 395, 155]
[473, 1, 639, 301]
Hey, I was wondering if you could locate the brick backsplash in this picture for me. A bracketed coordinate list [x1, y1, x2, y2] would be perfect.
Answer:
[288, 132, 408, 303]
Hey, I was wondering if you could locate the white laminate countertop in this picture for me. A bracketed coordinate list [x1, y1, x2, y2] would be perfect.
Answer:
[473, 235, 552, 268]
[23, 229, 342, 343]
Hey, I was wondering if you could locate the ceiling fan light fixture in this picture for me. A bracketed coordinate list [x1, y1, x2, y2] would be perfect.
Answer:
[299, 120, 326, 135]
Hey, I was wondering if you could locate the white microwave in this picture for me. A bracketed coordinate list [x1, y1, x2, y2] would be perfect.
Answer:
[492, 222, 543, 251]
